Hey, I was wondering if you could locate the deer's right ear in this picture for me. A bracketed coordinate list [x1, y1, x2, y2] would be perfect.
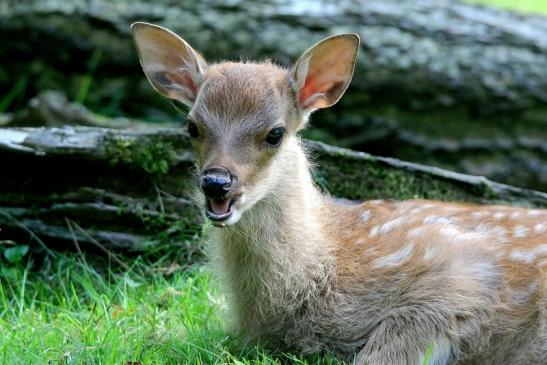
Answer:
[131, 22, 207, 107]
[291, 34, 359, 116]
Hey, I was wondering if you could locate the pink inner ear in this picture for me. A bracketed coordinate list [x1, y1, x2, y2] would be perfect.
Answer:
[299, 72, 335, 109]
[182, 74, 198, 102]
[297, 50, 350, 110]
[166, 70, 198, 102]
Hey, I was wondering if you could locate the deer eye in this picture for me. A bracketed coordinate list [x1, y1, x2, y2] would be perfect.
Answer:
[187, 120, 199, 138]
[265, 127, 285, 146]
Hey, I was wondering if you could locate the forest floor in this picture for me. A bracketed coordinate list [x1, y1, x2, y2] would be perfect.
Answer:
[0, 250, 346, 364]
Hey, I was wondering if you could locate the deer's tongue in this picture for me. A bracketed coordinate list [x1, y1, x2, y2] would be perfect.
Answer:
[210, 198, 231, 215]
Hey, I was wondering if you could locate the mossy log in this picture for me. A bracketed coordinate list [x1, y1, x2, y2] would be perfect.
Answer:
[1, 0, 547, 190]
[1, 126, 546, 253]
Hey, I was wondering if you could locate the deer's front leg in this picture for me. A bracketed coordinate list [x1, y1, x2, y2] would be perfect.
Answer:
[355, 315, 457, 365]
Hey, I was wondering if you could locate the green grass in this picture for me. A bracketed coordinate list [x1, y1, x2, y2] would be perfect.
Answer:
[75, 48, 102, 105]
[0, 252, 346, 365]
[0, 75, 28, 113]
[466, 0, 547, 15]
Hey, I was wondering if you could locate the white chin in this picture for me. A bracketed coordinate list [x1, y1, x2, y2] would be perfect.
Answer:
[211, 209, 242, 227]
[224, 209, 242, 225]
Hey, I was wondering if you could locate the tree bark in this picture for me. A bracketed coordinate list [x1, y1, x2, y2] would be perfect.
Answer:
[1, 0, 546, 190]
[1, 124, 546, 253]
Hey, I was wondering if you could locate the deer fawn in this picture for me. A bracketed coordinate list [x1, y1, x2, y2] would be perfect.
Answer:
[132, 22, 547, 364]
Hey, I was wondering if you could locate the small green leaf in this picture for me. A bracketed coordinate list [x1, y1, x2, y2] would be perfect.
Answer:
[421, 342, 434, 365]
[3, 245, 29, 263]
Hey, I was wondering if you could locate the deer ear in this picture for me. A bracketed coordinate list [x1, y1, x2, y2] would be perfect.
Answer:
[131, 22, 207, 107]
[291, 34, 359, 114]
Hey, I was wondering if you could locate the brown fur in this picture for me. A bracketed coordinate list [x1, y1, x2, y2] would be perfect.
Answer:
[132, 23, 547, 364]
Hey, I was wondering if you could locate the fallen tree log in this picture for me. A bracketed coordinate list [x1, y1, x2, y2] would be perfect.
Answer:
[1, 0, 547, 190]
[1, 126, 546, 253]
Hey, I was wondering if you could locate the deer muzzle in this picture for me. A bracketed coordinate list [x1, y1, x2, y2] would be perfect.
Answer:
[200, 166, 238, 222]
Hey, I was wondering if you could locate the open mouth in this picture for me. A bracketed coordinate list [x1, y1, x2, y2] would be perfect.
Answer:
[206, 197, 236, 222]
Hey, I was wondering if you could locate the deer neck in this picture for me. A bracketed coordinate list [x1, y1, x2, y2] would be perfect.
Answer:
[208, 136, 333, 298]
[228, 137, 326, 254]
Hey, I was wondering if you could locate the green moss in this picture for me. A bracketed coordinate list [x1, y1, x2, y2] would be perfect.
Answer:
[104, 136, 178, 176]
[316, 153, 480, 203]
[111, 200, 201, 261]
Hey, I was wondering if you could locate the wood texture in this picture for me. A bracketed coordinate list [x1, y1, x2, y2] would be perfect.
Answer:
[1, 0, 547, 189]
[1, 125, 546, 252]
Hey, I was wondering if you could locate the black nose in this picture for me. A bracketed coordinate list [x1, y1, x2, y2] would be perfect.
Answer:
[200, 167, 232, 199]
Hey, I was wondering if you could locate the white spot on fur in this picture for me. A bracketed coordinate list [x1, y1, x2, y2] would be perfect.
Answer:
[378, 217, 406, 235]
[407, 226, 428, 239]
[471, 211, 488, 219]
[475, 223, 507, 241]
[410, 207, 423, 214]
[513, 225, 529, 238]
[493, 212, 506, 220]
[360, 210, 372, 223]
[509, 244, 547, 264]
[510, 281, 539, 305]
[527, 210, 543, 217]
[510, 250, 535, 264]
[410, 204, 435, 214]
[439, 226, 488, 242]
[369, 225, 380, 238]
[424, 215, 452, 225]
[511, 211, 522, 219]
[355, 238, 366, 245]
[534, 223, 546, 234]
[490, 226, 508, 241]
[537, 244, 547, 255]
[439, 226, 461, 237]
[456, 261, 499, 285]
[372, 243, 414, 268]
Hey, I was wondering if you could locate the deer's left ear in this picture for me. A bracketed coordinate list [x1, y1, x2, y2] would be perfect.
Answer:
[131, 22, 207, 107]
[291, 34, 359, 115]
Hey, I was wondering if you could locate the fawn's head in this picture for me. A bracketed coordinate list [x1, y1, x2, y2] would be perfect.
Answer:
[132, 23, 359, 226]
